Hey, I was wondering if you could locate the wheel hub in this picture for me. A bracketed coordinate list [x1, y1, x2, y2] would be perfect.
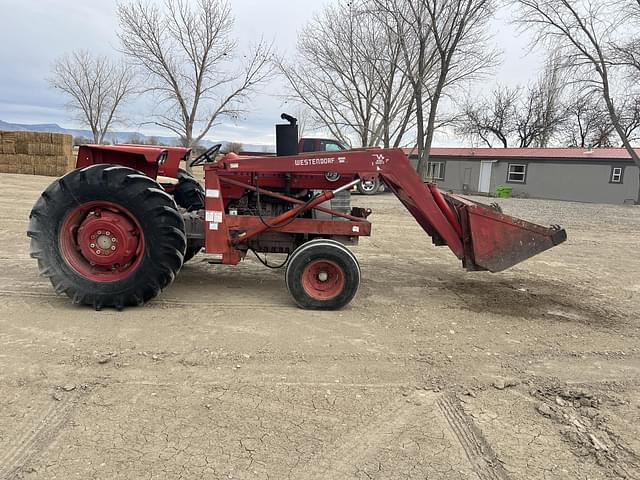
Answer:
[301, 260, 345, 300]
[361, 180, 376, 192]
[96, 234, 114, 250]
[77, 210, 139, 268]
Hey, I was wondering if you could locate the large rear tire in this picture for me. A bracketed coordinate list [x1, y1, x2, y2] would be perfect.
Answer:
[27, 164, 186, 310]
[285, 239, 360, 310]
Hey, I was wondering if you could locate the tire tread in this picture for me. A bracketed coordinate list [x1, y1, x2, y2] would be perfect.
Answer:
[27, 165, 186, 309]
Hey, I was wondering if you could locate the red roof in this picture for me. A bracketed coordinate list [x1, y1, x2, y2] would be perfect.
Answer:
[402, 147, 638, 161]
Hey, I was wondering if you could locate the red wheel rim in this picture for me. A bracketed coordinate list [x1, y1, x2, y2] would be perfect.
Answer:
[301, 259, 345, 301]
[59, 201, 145, 282]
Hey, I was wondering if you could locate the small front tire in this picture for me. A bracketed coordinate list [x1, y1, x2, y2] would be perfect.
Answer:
[285, 239, 360, 310]
[174, 168, 204, 263]
[174, 168, 205, 211]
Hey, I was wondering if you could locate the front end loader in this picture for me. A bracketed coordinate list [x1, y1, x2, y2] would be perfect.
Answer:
[27, 117, 566, 310]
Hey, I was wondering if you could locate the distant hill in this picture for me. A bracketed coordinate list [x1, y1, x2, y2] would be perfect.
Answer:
[0, 120, 274, 152]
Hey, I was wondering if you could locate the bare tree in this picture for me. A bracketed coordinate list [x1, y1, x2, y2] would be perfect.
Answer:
[279, 1, 414, 148]
[533, 53, 567, 147]
[456, 85, 519, 147]
[562, 93, 616, 148]
[127, 133, 145, 144]
[611, 1, 640, 143]
[117, 0, 275, 153]
[49, 50, 135, 144]
[612, 0, 640, 74]
[457, 56, 566, 148]
[278, 102, 316, 139]
[373, 0, 499, 177]
[225, 142, 243, 154]
[294, 106, 311, 139]
[515, 82, 566, 148]
[73, 136, 92, 147]
[619, 97, 640, 143]
[516, 0, 640, 203]
[127, 133, 162, 145]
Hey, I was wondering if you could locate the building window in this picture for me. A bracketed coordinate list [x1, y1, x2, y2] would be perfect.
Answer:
[426, 161, 445, 180]
[507, 164, 527, 183]
[610, 166, 624, 184]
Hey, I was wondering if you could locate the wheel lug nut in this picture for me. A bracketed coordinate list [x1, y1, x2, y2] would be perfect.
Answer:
[90, 235, 96, 240]
[97, 231, 102, 235]
[105, 231, 111, 236]
[90, 243, 96, 248]
[96, 250, 101, 255]
[111, 246, 116, 251]
[111, 237, 117, 243]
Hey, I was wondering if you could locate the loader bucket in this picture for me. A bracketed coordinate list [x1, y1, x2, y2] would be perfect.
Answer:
[448, 194, 567, 272]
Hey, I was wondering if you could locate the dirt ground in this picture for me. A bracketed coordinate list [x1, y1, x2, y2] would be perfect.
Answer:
[0, 172, 639, 480]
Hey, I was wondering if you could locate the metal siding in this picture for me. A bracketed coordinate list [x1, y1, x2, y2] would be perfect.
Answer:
[433, 160, 481, 193]
[493, 162, 509, 190]
[493, 162, 639, 204]
[411, 155, 639, 203]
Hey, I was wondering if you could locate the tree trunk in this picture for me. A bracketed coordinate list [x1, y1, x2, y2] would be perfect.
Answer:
[414, 88, 426, 180]
[184, 123, 194, 174]
[601, 80, 640, 204]
[417, 78, 443, 180]
[418, 95, 440, 180]
[383, 113, 390, 148]
[393, 95, 416, 148]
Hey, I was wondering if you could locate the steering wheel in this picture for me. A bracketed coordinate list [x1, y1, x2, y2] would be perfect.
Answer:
[189, 144, 222, 168]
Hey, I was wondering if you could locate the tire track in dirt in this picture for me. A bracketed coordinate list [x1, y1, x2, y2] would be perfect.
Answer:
[0, 332, 35, 347]
[0, 288, 453, 311]
[0, 290, 57, 300]
[0, 288, 290, 309]
[297, 393, 431, 479]
[0, 392, 79, 480]
[297, 391, 509, 479]
[437, 394, 511, 480]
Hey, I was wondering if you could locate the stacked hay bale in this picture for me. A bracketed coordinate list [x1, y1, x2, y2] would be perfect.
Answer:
[0, 131, 75, 176]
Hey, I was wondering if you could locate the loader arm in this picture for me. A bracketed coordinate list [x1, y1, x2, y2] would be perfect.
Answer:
[210, 148, 566, 272]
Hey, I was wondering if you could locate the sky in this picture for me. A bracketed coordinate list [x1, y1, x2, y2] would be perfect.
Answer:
[0, 0, 544, 146]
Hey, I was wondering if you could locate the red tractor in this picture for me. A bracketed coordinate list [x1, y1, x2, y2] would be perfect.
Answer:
[242, 133, 383, 194]
[298, 137, 383, 195]
[27, 115, 566, 310]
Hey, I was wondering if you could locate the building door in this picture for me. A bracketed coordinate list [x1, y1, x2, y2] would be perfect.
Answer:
[478, 161, 493, 193]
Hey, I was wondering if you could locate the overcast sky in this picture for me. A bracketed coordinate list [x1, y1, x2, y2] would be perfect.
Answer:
[0, 0, 543, 146]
